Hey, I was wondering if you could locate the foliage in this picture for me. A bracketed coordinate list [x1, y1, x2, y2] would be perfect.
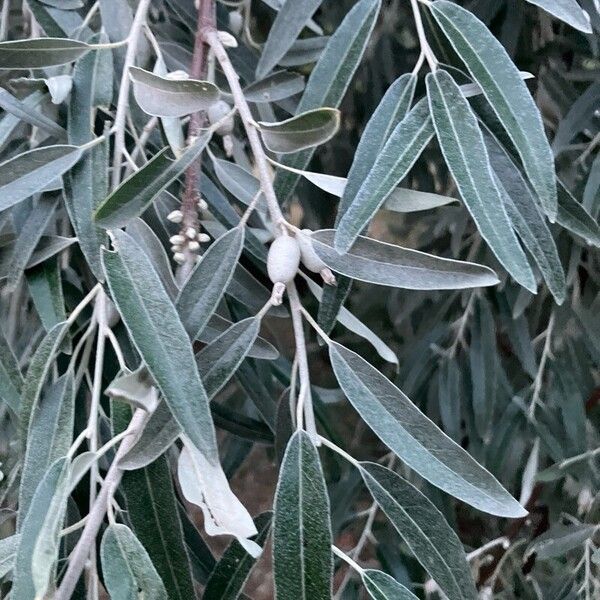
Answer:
[0, 0, 599, 598]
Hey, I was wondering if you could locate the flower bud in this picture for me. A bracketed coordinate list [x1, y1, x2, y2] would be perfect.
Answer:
[267, 235, 300, 286]
[169, 234, 185, 245]
[173, 252, 185, 264]
[208, 100, 234, 136]
[188, 240, 200, 251]
[185, 227, 197, 239]
[296, 229, 336, 285]
[167, 210, 183, 223]
[198, 233, 211, 243]
[229, 10, 243, 35]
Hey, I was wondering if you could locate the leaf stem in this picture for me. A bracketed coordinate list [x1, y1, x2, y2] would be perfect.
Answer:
[332, 545, 364, 574]
[409, 0, 438, 72]
[318, 435, 360, 468]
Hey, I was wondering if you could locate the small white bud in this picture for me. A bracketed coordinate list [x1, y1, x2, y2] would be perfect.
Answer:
[167, 210, 183, 223]
[169, 234, 185, 245]
[217, 30, 238, 48]
[173, 252, 185, 264]
[170, 245, 182, 253]
[208, 100, 234, 136]
[185, 227, 197, 239]
[197, 198, 208, 211]
[229, 10, 243, 35]
[223, 134, 234, 157]
[320, 268, 336, 286]
[195, 254, 202, 263]
[270, 282, 286, 306]
[198, 233, 211, 243]
[188, 240, 200, 251]
[267, 235, 301, 285]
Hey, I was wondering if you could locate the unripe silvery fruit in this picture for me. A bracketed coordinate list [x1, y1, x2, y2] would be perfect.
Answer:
[296, 229, 336, 285]
[208, 100, 234, 135]
[229, 10, 243, 35]
[267, 235, 301, 284]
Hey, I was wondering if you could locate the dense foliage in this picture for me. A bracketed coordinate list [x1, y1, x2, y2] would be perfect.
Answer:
[0, 0, 599, 598]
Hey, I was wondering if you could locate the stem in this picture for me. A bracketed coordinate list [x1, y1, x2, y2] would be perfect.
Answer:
[204, 28, 286, 226]
[529, 311, 555, 418]
[409, 0, 437, 71]
[54, 408, 148, 600]
[319, 435, 360, 468]
[178, 0, 216, 281]
[332, 545, 363, 574]
[288, 282, 318, 444]
[110, 0, 152, 191]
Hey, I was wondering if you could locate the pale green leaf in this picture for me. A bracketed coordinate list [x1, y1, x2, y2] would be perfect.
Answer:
[556, 181, 600, 247]
[362, 569, 418, 600]
[426, 69, 536, 291]
[0, 534, 20, 579]
[244, 71, 305, 103]
[430, 1, 557, 218]
[0, 87, 65, 137]
[258, 107, 340, 154]
[0, 38, 90, 69]
[312, 230, 499, 290]
[328, 342, 527, 517]
[524, 0, 592, 33]
[274, 0, 381, 202]
[130, 66, 219, 118]
[0, 323, 24, 414]
[100, 523, 168, 600]
[255, 0, 324, 78]
[0, 145, 83, 212]
[94, 132, 211, 229]
[526, 524, 598, 560]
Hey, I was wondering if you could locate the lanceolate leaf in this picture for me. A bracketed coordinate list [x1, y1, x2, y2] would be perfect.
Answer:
[273, 431, 332, 599]
[360, 463, 477, 600]
[256, 0, 324, 78]
[328, 342, 527, 517]
[18, 373, 74, 527]
[0, 534, 19, 579]
[0, 145, 83, 212]
[339, 73, 417, 220]
[0, 37, 90, 69]
[430, 1, 557, 219]
[26, 259, 68, 332]
[312, 230, 499, 290]
[526, 523, 598, 560]
[274, 0, 381, 202]
[362, 569, 418, 600]
[258, 108, 341, 154]
[112, 402, 195, 600]
[130, 66, 219, 117]
[524, 0, 592, 33]
[100, 523, 168, 600]
[11, 458, 70, 600]
[426, 70, 536, 291]
[556, 181, 600, 247]
[482, 128, 565, 304]
[0, 87, 65, 137]
[335, 99, 434, 251]
[102, 230, 219, 461]
[243, 71, 305, 103]
[0, 322, 24, 414]
[203, 512, 272, 600]
[94, 132, 211, 229]
[176, 226, 245, 339]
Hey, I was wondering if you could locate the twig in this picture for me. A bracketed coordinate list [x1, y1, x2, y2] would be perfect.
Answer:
[529, 311, 555, 418]
[54, 408, 148, 600]
[409, 0, 437, 71]
[178, 0, 216, 281]
[110, 0, 152, 191]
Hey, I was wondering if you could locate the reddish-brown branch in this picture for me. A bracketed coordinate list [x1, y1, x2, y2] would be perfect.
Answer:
[179, 0, 215, 278]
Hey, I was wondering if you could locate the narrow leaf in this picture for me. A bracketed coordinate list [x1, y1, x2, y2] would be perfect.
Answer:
[426, 70, 536, 291]
[100, 523, 168, 600]
[244, 71, 305, 103]
[361, 462, 477, 600]
[312, 230, 499, 290]
[0, 145, 83, 212]
[0, 324, 23, 414]
[328, 342, 527, 517]
[102, 230, 219, 461]
[274, 0, 381, 202]
[94, 133, 211, 229]
[0, 87, 65, 137]
[557, 181, 600, 247]
[273, 431, 332, 599]
[524, 0, 592, 33]
[526, 524, 598, 560]
[335, 99, 434, 251]
[362, 569, 418, 600]
[176, 226, 245, 340]
[0, 38, 90, 69]
[256, 0, 324, 78]
[26, 259, 68, 332]
[430, 1, 557, 218]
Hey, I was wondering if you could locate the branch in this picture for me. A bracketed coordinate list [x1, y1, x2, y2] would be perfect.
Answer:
[178, 0, 216, 281]
[54, 408, 148, 600]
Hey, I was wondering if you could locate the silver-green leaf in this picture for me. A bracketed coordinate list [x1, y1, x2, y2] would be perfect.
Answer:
[0, 37, 90, 69]
[328, 341, 527, 517]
